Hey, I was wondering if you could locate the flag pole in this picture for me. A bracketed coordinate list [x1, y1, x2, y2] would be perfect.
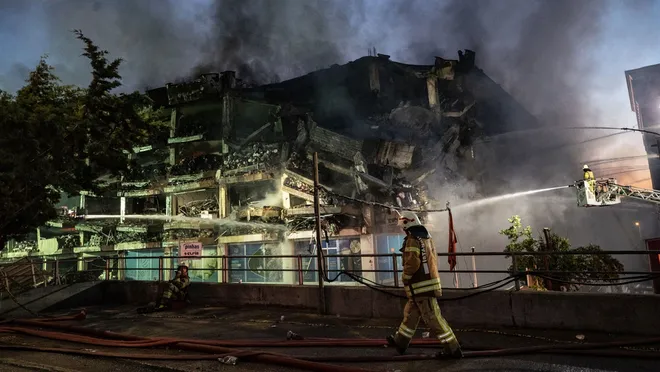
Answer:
[447, 202, 459, 288]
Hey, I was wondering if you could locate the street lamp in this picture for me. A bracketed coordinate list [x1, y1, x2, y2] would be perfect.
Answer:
[634, 221, 642, 241]
[634, 221, 650, 270]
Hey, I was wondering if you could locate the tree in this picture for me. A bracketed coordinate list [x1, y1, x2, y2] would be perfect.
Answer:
[0, 59, 82, 250]
[500, 215, 624, 291]
[73, 30, 153, 176]
[0, 31, 156, 251]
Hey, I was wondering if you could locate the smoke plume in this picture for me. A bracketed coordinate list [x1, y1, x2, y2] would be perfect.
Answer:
[0, 0, 657, 289]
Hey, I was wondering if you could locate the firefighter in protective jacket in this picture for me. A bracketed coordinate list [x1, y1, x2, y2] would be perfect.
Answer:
[583, 164, 596, 193]
[156, 263, 191, 309]
[386, 211, 463, 359]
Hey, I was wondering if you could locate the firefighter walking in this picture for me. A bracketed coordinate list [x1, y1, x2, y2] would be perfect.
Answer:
[386, 211, 463, 359]
[156, 263, 191, 310]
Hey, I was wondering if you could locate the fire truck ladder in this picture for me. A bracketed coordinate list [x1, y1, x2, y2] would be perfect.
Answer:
[599, 181, 660, 205]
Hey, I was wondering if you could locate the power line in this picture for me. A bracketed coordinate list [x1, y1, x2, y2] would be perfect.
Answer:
[585, 154, 654, 167]
[319, 185, 449, 213]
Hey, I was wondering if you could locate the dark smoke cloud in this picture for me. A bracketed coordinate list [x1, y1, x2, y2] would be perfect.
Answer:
[38, 0, 211, 90]
[196, 0, 359, 84]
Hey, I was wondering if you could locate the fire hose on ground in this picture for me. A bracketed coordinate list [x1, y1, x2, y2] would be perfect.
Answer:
[1, 311, 660, 372]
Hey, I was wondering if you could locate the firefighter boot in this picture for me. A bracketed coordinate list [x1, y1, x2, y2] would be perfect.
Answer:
[435, 340, 463, 359]
[386, 334, 407, 355]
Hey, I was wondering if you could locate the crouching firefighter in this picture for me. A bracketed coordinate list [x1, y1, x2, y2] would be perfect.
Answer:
[386, 211, 463, 359]
[156, 263, 191, 310]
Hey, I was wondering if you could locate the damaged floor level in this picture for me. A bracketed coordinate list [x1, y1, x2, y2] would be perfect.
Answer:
[0, 305, 658, 372]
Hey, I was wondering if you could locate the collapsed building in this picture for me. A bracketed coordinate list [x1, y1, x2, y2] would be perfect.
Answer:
[1, 50, 538, 287]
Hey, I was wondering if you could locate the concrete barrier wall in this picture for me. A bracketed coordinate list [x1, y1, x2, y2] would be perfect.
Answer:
[70, 281, 660, 335]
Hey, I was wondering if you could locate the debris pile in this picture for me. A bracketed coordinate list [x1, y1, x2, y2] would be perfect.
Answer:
[114, 231, 149, 244]
[178, 198, 219, 218]
[166, 72, 224, 106]
[124, 163, 168, 182]
[283, 176, 314, 195]
[55, 235, 78, 252]
[286, 152, 314, 178]
[163, 229, 215, 241]
[170, 154, 223, 176]
[236, 206, 284, 223]
[282, 176, 337, 205]
[175, 116, 208, 138]
[10, 240, 37, 253]
[286, 216, 342, 235]
[223, 143, 280, 170]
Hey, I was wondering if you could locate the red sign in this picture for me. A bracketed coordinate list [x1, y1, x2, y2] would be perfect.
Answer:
[180, 242, 202, 259]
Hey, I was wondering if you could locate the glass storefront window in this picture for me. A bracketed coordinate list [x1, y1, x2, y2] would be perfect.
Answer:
[125, 249, 163, 281]
[228, 243, 284, 283]
[293, 238, 362, 284]
[375, 235, 404, 285]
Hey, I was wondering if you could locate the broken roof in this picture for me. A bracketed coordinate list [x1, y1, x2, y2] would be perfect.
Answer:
[147, 50, 538, 140]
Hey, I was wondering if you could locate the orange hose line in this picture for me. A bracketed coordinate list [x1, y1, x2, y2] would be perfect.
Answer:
[16, 318, 660, 357]
[15, 310, 660, 368]
[8, 311, 660, 368]
[3, 340, 660, 366]
[29, 310, 88, 322]
[13, 318, 442, 348]
[0, 310, 87, 324]
[18, 313, 660, 353]
[3, 323, 377, 372]
[0, 344, 232, 360]
[0, 327, 176, 348]
[0, 325, 320, 360]
[172, 342, 376, 372]
[13, 319, 145, 341]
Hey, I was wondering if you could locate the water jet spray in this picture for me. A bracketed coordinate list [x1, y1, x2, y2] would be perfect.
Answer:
[451, 185, 572, 211]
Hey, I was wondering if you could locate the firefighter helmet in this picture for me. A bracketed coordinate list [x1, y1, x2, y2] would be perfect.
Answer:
[583, 164, 590, 170]
[177, 263, 188, 274]
[398, 211, 422, 230]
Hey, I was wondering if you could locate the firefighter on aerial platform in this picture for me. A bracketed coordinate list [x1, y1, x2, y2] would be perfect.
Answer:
[386, 211, 463, 359]
[156, 263, 190, 310]
[583, 164, 596, 194]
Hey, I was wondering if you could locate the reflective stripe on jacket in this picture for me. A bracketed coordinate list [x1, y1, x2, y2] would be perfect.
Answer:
[401, 232, 442, 298]
[171, 276, 190, 292]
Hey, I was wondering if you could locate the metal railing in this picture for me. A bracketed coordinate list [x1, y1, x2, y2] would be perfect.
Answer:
[2, 250, 659, 294]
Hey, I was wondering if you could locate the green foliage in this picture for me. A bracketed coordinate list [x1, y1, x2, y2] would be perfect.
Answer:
[74, 30, 152, 176]
[136, 105, 171, 143]
[0, 59, 79, 248]
[500, 216, 624, 291]
[0, 31, 159, 250]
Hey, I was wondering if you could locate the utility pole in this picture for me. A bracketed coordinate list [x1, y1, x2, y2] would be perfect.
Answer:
[471, 247, 478, 288]
[542, 228, 553, 291]
[313, 152, 327, 315]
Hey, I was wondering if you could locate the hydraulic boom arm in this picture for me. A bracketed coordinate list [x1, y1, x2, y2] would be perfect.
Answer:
[575, 178, 660, 207]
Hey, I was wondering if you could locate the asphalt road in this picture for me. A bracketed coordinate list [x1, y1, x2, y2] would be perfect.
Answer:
[1, 304, 658, 372]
